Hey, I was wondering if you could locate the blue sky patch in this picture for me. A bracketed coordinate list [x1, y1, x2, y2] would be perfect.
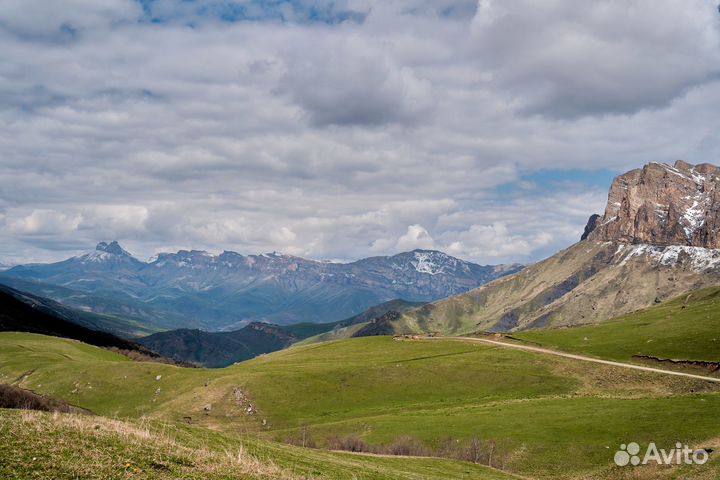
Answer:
[135, 0, 367, 25]
[495, 168, 617, 197]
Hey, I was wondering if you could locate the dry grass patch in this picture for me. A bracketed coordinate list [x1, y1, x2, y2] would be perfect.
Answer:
[0, 409, 306, 479]
[545, 355, 720, 398]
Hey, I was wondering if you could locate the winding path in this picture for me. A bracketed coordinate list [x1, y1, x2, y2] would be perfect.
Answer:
[422, 336, 720, 383]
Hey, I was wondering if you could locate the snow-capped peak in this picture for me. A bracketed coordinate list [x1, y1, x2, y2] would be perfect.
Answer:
[95, 241, 132, 256]
[77, 241, 137, 264]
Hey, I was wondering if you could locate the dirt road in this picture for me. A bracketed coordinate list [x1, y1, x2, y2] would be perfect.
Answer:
[422, 336, 720, 383]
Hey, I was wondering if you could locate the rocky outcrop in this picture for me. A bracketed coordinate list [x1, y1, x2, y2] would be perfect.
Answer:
[351, 311, 402, 337]
[589, 160, 720, 248]
[631, 355, 720, 373]
[580, 214, 600, 241]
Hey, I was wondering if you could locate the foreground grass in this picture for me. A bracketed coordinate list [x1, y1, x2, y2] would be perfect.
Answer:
[0, 409, 515, 480]
[2, 332, 720, 478]
[0, 409, 294, 479]
[514, 286, 720, 364]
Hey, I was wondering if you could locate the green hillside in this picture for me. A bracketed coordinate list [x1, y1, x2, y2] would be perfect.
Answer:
[1, 332, 719, 479]
[514, 286, 720, 364]
[0, 409, 514, 480]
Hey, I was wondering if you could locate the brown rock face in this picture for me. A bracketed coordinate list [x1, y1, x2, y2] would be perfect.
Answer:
[589, 160, 720, 248]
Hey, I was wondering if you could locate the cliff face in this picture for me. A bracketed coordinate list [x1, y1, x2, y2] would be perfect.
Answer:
[589, 160, 720, 248]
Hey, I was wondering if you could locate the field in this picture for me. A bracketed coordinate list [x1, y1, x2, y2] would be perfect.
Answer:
[2, 331, 720, 479]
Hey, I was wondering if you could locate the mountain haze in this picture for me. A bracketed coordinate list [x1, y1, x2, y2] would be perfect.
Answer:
[1, 245, 521, 330]
[137, 298, 424, 367]
[0, 285, 157, 355]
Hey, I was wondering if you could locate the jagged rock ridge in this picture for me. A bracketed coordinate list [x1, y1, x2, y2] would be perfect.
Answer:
[588, 160, 720, 248]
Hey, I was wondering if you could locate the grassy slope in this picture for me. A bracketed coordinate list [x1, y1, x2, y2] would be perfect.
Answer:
[0, 409, 513, 480]
[234, 338, 576, 428]
[513, 286, 720, 363]
[2, 332, 720, 479]
[233, 338, 720, 479]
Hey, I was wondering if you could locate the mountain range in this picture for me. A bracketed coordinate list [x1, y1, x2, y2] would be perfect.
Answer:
[0, 245, 521, 333]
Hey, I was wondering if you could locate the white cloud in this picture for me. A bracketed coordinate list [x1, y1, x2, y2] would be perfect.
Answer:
[9, 209, 83, 235]
[395, 224, 436, 251]
[445, 223, 553, 260]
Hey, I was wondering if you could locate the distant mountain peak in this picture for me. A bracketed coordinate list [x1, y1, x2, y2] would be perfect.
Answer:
[376, 249, 471, 276]
[410, 250, 457, 275]
[588, 160, 720, 248]
[77, 241, 138, 264]
[95, 241, 132, 256]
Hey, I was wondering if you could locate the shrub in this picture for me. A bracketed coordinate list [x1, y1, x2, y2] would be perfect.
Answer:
[0, 384, 77, 413]
[327, 435, 370, 452]
[386, 436, 432, 457]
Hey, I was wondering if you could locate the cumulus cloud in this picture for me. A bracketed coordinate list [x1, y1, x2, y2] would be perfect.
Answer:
[470, 0, 720, 117]
[8, 209, 83, 236]
[0, 0, 719, 264]
[280, 34, 435, 126]
[445, 223, 552, 260]
[395, 224, 436, 251]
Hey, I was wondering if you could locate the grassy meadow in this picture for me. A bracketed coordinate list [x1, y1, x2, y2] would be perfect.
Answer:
[2, 330, 720, 478]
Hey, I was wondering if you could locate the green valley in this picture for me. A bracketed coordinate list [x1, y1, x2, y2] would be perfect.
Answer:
[2, 325, 719, 479]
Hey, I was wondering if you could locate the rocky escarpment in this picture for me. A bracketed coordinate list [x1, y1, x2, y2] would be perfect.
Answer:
[588, 160, 720, 248]
[351, 311, 402, 338]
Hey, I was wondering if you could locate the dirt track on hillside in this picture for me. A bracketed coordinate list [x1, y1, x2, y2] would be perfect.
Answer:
[422, 336, 720, 383]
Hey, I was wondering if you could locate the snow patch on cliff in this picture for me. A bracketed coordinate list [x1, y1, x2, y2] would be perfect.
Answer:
[616, 244, 720, 271]
[683, 200, 706, 238]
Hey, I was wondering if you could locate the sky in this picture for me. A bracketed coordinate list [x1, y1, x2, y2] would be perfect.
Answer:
[1, 0, 720, 265]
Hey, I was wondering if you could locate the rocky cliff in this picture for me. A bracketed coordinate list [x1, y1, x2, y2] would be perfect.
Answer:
[588, 160, 720, 248]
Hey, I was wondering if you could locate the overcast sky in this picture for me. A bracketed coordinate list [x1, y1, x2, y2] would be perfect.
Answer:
[1, 0, 720, 265]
